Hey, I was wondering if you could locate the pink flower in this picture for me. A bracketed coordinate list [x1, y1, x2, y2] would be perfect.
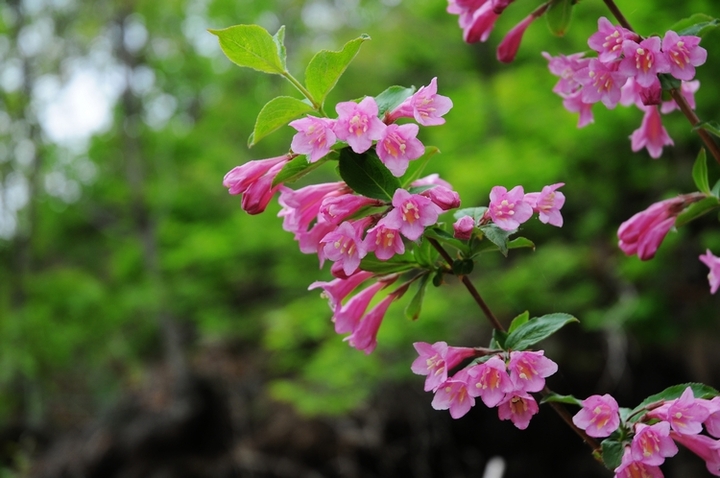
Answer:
[621, 77, 663, 107]
[308, 270, 374, 312]
[384, 189, 442, 241]
[575, 59, 628, 109]
[700, 250, 720, 294]
[466, 355, 513, 407]
[289, 116, 337, 162]
[617, 197, 685, 260]
[662, 31, 706, 81]
[333, 280, 386, 334]
[223, 155, 291, 215]
[542, 51, 588, 96]
[614, 448, 664, 478]
[333, 97, 387, 154]
[411, 341, 477, 392]
[587, 17, 638, 63]
[411, 174, 453, 190]
[376, 123, 425, 176]
[661, 80, 700, 114]
[487, 185, 533, 231]
[239, 167, 284, 215]
[453, 215, 476, 240]
[490, 0, 513, 14]
[631, 422, 678, 466]
[432, 370, 475, 419]
[507, 350, 558, 393]
[704, 397, 720, 437]
[665, 387, 711, 435]
[363, 220, 405, 260]
[462, 2, 499, 44]
[497, 14, 535, 63]
[670, 432, 720, 476]
[278, 182, 347, 236]
[497, 392, 539, 430]
[620, 37, 670, 88]
[630, 106, 674, 159]
[562, 92, 594, 128]
[318, 194, 381, 226]
[320, 220, 369, 276]
[524, 183, 565, 227]
[295, 219, 337, 255]
[390, 78, 453, 126]
[421, 185, 461, 211]
[572, 394, 620, 438]
[344, 291, 397, 354]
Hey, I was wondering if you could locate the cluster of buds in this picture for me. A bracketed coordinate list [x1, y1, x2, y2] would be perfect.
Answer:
[412, 341, 558, 425]
[573, 388, 720, 477]
[544, 17, 707, 158]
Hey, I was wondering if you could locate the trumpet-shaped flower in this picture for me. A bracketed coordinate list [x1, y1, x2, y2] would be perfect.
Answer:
[320, 220, 369, 276]
[617, 197, 685, 260]
[619, 37, 670, 88]
[575, 59, 628, 109]
[507, 350, 558, 393]
[497, 392, 539, 430]
[466, 355, 513, 407]
[363, 220, 405, 261]
[614, 448, 664, 478]
[699, 250, 720, 295]
[524, 183, 565, 227]
[497, 14, 535, 63]
[376, 123, 425, 176]
[587, 17, 638, 62]
[389, 78, 453, 126]
[411, 341, 477, 392]
[670, 432, 720, 476]
[453, 215, 476, 240]
[631, 422, 678, 466]
[665, 387, 711, 435]
[572, 394, 620, 438]
[318, 194, 381, 226]
[289, 116, 337, 162]
[333, 280, 386, 334]
[432, 369, 475, 419]
[344, 292, 397, 354]
[662, 31, 706, 81]
[630, 106, 674, 159]
[334, 97, 386, 154]
[487, 185, 533, 231]
[309, 270, 374, 312]
[384, 189, 441, 241]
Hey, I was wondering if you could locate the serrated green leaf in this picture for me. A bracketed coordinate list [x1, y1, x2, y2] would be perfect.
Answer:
[540, 393, 582, 406]
[453, 207, 487, 222]
[305, 35, 370, 107]
[692, 149, 711, 195]
[452, 258, 474, 276]
[249, 96, 314, 147]
[272, 153, 334, 187]
[209, 25, 286, 74]
[671, 14, 720, 37]
[504, 313, 579, 351]
[400, 146, 440, 187]
[479, 224, 513, 257]
[405, 274, 430, 321]
[508, 311, 529, 334]
[675, 196, 720, 227]
[338, 148, 401, 201]
[628, 383, 719, 422]
[545, 0, 573, 36]
[359, 254, 417, 274]
[601, 439, 624, 471]
[375, 85, 416, 117]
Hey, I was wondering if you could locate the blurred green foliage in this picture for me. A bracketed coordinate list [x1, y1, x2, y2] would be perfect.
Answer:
[0, 0, 719, 434]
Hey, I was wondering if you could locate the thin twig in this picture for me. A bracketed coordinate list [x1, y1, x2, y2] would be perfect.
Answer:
[602, 0, 634, 31]
[669, 88, 720, 165]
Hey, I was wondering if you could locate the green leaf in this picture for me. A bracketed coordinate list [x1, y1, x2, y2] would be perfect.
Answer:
[479, 224, 513, 257]
[601, 439, 624, 471]
[658, 73, 682, 91]
[452, 258, 474, 276]
[628, 383, 719, 422]
[545, 0, 573, 36]
[675, 196, 720, 227]
[540, 392, 582, 406]
[413, 237, 436, 267]
[400, 146, 440, 187]
[272, 25, 287, 69]
[432, 271, 444, 287]
[209, 25, 286, 74]
[249, 96, 314, 147]
[694, 121, 720, 139]
[453, 207, 487, 222]
[375, 85, 416, 117]
[507, 237, 535, 251]
[272, 153, 334, 187]
[712, 179, 720, 198]
[359, 254, 417, 274]
[305, 34, 370, 107]
[671, 14, 720, 37]
[338, 148, 401, 201]
[423, 227, 470, 255]
[405, 274, 430, 321]
[489, 329, 508, 350]
[504, 313, 579, 351]
[508, 311, 529, 334]
[692, 149, 711, 195]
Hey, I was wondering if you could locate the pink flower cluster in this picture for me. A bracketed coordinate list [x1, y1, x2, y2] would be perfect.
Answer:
[544, 17, 706, 158]
[412, 341, 558, 426]
[573, 388, 720, 477]
[453, 183, 565, 237]
[292, 78, 452, 177]
[446, 0, 543, 62]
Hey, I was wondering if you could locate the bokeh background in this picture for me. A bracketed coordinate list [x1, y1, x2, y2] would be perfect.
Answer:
[1, 0, 720, 476]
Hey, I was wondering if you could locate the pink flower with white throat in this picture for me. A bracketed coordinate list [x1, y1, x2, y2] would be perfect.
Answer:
[662, 31, 706, 81]
[631, 422, 678, 466]
[665, 386, 711, 435]
[497, 392, 539, 430]
[619, 37, 670, 88]
[699, 250, 720, 294]
[587, 17, 638, 63]
[363, 219, 405, 261]
[487, 185, 533, 231]
[571, 394, 620, 438]
[334, 97, 386, 154]
[389, 77, 453, 126]
[289, 116, 337, 162]
[466, 355, 513, 407]
[507, 350, 558, 393]
[575, 59, 628, 109]
[432, 369, 475, 419]
[320, 220, 369, 276]
[384, 189, 442, 241]
[376, 123, 425, 176]
[411, 341, 477, 392]
[524, 183, 565, 227]
[630, 106, 674, 159]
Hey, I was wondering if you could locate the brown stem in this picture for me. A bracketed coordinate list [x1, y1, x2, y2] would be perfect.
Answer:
[601, 0, 634, 31]
[426, 237, 602, 455]
[669, 89, 720, 165]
